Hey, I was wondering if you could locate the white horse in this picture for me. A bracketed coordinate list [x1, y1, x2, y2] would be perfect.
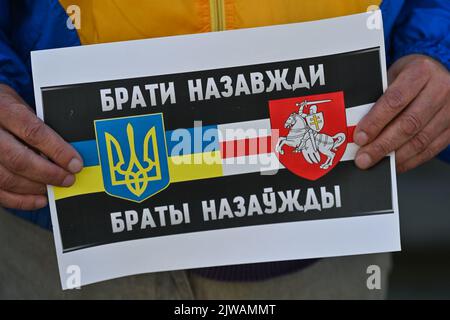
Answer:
[275, 113, 346, 169]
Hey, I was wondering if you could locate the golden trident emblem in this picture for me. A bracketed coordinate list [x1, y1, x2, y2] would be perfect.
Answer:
[104, 123, 161, 197]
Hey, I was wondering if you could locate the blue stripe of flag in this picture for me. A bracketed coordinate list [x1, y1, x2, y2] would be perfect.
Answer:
[72, 125, 219, 167]
[72, 140, 99, 167]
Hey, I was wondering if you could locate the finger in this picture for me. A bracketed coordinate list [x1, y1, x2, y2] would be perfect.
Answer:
[354, 60, 431, 146]
[0, 84, 28, 106]
[396, 105, 450, 165]
[0, 101, 83, 174]
[355, 81, 447, 169]
[0, 163, 47, 195]
[0, 128, 75, 187]
[397, 128, 450, 173]
[0, 189, 48, 210]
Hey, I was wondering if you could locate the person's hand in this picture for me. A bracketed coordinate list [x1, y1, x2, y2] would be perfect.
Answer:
[0, 84, 83, 210]
[354, 54, 450, 173]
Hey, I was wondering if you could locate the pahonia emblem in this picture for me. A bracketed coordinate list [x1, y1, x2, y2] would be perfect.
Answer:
[269, 92, 348, 180]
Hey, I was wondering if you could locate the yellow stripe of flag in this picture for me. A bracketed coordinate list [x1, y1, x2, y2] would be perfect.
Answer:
[53, 151, 223, 200]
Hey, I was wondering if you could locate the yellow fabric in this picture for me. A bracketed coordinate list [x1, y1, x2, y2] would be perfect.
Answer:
[229, 0, 382, 29]
[59, 0, 381, 45]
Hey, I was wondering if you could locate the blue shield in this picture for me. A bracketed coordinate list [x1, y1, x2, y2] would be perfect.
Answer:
[95, 114, 170, 202]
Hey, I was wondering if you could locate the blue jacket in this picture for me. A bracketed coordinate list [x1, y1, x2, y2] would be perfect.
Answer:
[0, 0, 449, 229]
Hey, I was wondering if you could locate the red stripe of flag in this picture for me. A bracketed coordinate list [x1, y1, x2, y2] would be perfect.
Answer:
[220, 126, 356, 159]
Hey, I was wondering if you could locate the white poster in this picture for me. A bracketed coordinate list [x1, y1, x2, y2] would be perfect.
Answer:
[31, 11, 400, 289]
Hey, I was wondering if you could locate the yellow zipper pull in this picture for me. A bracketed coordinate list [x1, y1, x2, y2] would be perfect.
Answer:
[210, 0, 226, 31]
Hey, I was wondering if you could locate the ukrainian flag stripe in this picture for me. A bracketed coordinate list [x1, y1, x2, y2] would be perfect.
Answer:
[73, 125, 219, 167]
[53, 166, 104, 200]
[166, 125, 219, 157]
[53, 151, 223, 200]
[72, 140, 99, 167]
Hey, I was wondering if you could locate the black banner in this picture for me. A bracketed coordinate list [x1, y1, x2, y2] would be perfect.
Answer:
[41, 46, 392, 253]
